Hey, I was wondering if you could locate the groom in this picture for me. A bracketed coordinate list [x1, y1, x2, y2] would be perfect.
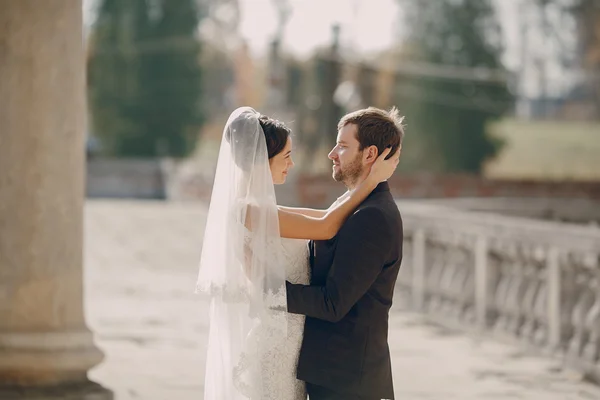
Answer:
[286, 107, 404, 400]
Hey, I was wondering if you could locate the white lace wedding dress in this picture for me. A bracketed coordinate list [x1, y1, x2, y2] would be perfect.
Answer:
[233, 236, 310, 400]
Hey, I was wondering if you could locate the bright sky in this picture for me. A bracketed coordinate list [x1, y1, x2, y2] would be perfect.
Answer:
[83, 0, 399, 55]
[238, 0, 400, 56]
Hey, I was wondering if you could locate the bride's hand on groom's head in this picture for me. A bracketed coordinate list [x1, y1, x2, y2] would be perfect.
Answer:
[368, 147, 400, 183]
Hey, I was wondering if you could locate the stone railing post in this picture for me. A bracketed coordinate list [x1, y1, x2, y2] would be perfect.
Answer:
[475, 235, 489, 330]
[546, 247, 562, 351]
[412, 229, 426, 310]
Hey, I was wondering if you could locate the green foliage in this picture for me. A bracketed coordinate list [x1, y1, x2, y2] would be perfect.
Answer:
[88, 0, 203, 157]
[397, 0, 515, 173]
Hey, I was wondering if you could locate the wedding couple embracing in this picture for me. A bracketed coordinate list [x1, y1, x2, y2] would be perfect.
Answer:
[196, 105, 405, 400]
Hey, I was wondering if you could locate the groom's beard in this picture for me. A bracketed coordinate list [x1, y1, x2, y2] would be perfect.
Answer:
[333, 154, 364, 188]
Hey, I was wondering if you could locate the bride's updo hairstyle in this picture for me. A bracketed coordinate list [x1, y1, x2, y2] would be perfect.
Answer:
[225, 110, 291, 171]
[257, 115, 291, 159]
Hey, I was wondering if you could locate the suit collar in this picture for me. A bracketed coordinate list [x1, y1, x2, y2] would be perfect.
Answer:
[361, 181, 389, 202]
[372, 181, 390, 194]
[348, 181, 389, 196]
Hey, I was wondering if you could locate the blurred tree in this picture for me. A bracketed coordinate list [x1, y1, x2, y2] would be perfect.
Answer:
[569, 0, 600, 118]
[286, 60, 304, 109]
[396, 0, 515, 173]
[195, 0, 240, 50]
[528, 0, 599, 119]
[316, 24, 343, 152]
[356, 63, 377, 108]
[88, 0, 203, 157]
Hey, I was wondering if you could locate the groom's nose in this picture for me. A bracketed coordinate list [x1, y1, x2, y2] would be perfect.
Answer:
[328, 148, 336, 160]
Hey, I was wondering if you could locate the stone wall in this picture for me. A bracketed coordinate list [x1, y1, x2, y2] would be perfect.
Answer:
[172, 172, 600, 204]
[86, 159, 166, 199]
[412, 197, 600, 224]
[296, 174, 600, 208]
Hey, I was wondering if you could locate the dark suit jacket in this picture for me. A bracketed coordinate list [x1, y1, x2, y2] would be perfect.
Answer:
[286, 182, 403, 399]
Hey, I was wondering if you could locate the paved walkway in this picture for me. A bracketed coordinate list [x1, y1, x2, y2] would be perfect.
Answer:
[85, 200, 600, 400]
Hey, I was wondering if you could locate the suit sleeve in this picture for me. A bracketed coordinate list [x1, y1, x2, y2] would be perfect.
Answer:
[285, 207, 392, 322]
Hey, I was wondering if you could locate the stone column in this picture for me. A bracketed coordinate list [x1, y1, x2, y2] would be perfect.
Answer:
[0, 0, 107, 394]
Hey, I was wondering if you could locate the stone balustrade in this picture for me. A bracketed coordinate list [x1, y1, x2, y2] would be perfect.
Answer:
[396, 201, 600, 382]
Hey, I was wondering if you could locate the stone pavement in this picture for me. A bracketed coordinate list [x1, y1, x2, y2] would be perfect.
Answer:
[84, 200, 600, 400]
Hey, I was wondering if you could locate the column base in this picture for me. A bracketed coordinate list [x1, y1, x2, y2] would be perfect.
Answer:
[0, 381, 112, 400]
[0, 330, 105, 386]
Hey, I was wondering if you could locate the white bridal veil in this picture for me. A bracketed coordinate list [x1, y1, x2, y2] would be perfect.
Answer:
[196, 107, 288, 399]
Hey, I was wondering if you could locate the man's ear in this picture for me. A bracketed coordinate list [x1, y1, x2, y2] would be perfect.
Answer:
[363, 145, 379, 164]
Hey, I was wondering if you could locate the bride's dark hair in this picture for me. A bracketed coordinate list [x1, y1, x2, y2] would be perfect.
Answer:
[224, 110, 291, 172]
[257, 115, 291, 159]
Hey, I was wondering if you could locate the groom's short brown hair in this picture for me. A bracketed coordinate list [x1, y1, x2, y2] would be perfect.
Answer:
[338, 106, 405, 159]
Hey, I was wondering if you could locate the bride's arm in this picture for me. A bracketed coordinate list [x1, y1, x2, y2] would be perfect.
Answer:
[277, 148, 398, 240]
[277, 180, 376, 240]
[277, 206, 327, 218]
[277, 190, 351, 218]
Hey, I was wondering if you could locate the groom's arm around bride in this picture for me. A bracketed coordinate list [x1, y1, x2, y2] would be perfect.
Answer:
[287, 205, 395, 322]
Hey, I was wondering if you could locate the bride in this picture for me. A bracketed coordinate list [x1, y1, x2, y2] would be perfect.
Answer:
[196, 107, 398, 399]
